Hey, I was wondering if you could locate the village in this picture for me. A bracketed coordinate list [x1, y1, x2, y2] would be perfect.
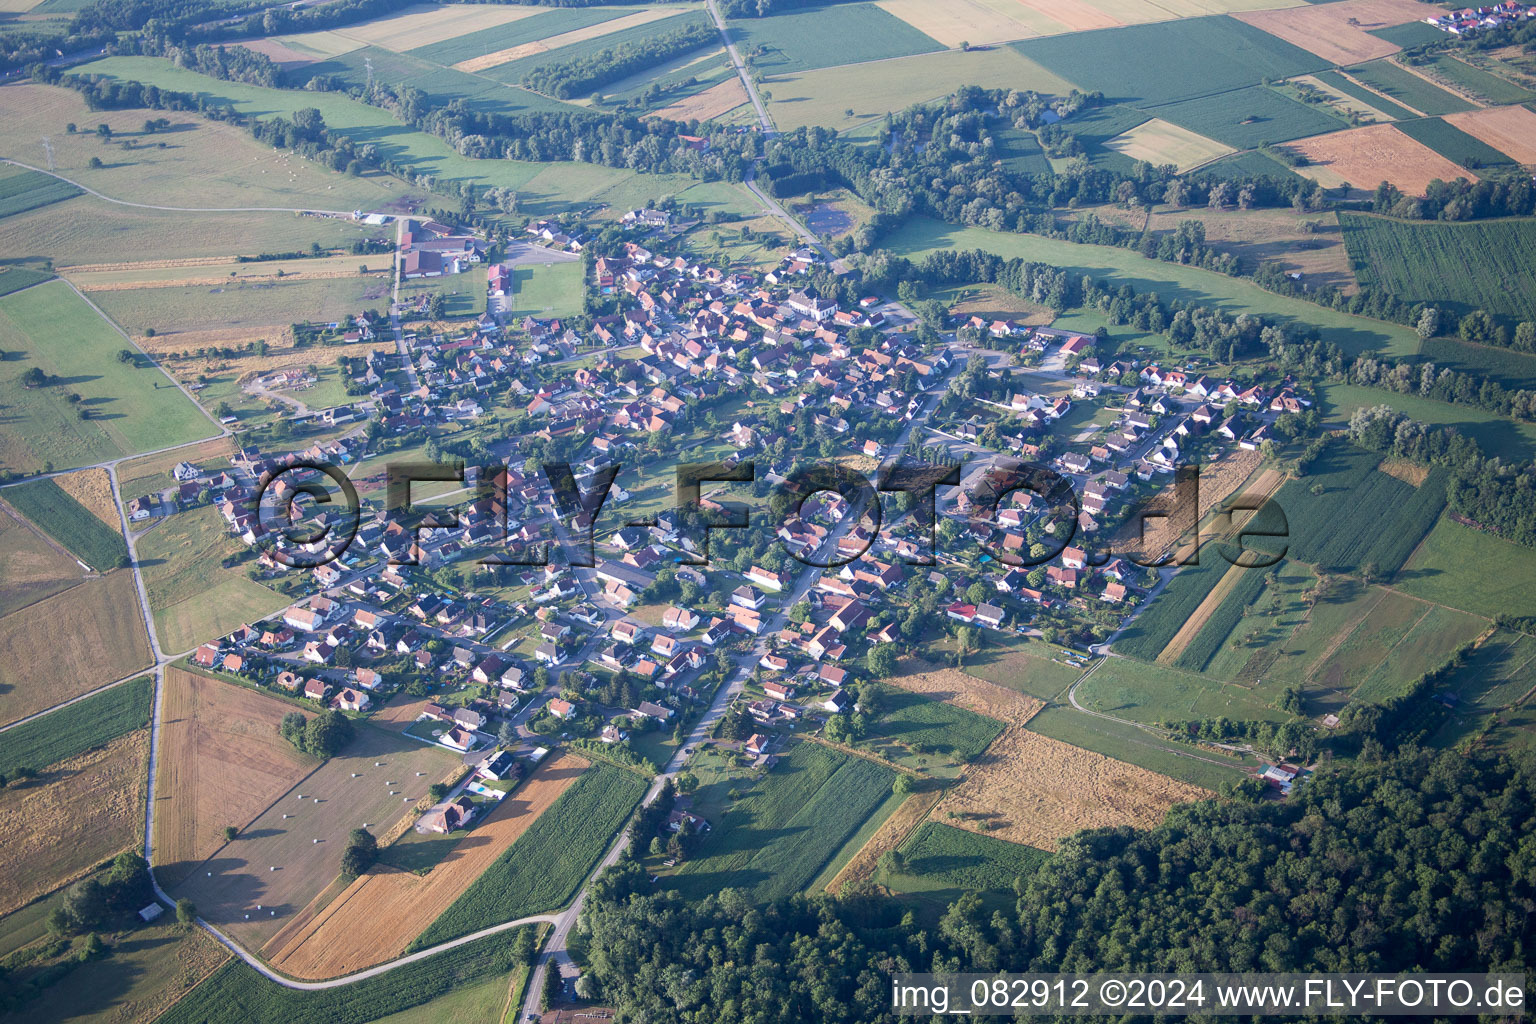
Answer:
[139, 206, 1316, 858]
[1423, 1, 1536, 35]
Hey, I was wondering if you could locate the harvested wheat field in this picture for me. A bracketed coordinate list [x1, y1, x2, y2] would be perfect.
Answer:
[1379, 458, 1430, 486]
[54, 468, 120, 527]
[887, 663, 1044, 726]
[826, 788, 942, 895]
[454, 8, 686, 72]
[1444, 105, 1536, 166]
[265, 753, 587, 979]
[1288, 123, 1477, 197]
[0, 570, 152, 727]
[0, 506, 82, 618]
[877, 0, 1061, 46]
[237, 37, 323, 67]
[1104, 118, 1235, 172]
[334, 2, 544, 51]
[651, 77, 748, 123]
[1236, 0, 1442, 66]
[0, 730, 148, 915]
[1107, 451, 1271, 566]
[152, 668, 316, 886]
[1012, 0, 1121, 32]
[936, 727, 1209, 851]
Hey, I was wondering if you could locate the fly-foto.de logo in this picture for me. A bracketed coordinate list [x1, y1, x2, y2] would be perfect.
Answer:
[249, 458, 1287, 572]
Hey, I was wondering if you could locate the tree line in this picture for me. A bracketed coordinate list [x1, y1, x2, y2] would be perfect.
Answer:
[1348, 404, 1536, 547]
[521, 18, 717, 100]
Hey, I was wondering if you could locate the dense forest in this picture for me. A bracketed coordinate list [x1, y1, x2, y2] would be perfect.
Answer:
[573, 750, 1536, 1022]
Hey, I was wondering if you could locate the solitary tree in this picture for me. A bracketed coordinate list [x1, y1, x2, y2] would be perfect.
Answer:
[175, 899, 197, 926]
[339, 828, 378, 879]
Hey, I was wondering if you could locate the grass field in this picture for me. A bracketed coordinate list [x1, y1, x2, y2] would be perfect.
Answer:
[1031, 704, 1252, 788]
[1396, 516, 1536, 620]
[410, 760, 645, 949]
[1394, 116, 1515, 168]
[88, 273, 388, 339]
[1319, 381, 1536, 461]
[3, 477, 128, 569]
[729, 2, 941, 75]
[860, 684, 1005, 771]
[1079, 652, 1291, 724]
[134, 504, 289, 653]
[0, 503, 82, 617]
[1340, 214, 1536, 323]
[0, 730, 148, 916]
[0, 164, 81, 219]
[1441, 629, 1536, 710]
[1419, 337, 1536, 391]
[44, 66, 704, 217]
[158, 926, 532, 1024]
[879, 821, 1050, 907]
[504, 261, 585, 319]
[0, 84, 396, 212]
[0, 281, 214, 475]
[1197, 560, 1318, 682]
[174, 723, 457, 950]
[0, 570, 152, 727]
[1348, 59, 1476, 115]
[13, 919, 228, 1024]
[1424, 55, 1536, 105]
[1149, 84, 1348, 148]
[1015, 16, 1328, 107]
[268, 753, 586, 979]
[1351, 603, 1488, 702]
[0, 197, 386, 268]
[759, 46, 1073, 132]
[883, 216, 1421, 357]
[151, 668, 318, 886]
[1102, 117, 1234, 171]
[0, 675, 151, 776]
[667, 740, 897, 902]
